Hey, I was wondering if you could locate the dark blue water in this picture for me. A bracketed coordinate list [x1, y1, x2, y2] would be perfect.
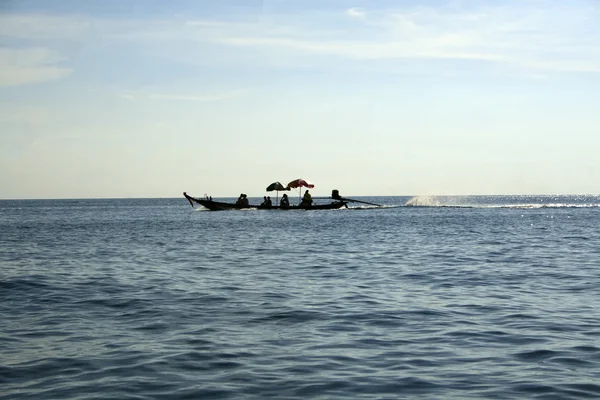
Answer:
[2, 195, 600, 399]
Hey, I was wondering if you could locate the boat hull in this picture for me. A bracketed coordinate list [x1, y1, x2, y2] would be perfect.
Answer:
[184, 192, 346, 211]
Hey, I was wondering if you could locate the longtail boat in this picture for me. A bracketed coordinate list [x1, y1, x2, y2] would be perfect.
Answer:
[183, 192, 347, 211]
[183, 178, 382, 211]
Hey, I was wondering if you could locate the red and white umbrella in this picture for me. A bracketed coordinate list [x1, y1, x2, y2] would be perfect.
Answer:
[287, 178, 315, 202]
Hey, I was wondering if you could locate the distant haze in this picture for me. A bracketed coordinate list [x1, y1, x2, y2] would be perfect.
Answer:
[1, 0, 599, 199]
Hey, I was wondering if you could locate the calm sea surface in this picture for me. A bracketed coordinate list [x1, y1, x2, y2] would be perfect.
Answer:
[1, 195, 600, 399]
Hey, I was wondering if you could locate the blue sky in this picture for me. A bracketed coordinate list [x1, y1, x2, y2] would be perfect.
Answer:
[1, 0, 599, 199]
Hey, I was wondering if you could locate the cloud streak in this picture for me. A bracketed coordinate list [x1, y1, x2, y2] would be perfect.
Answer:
[346, 8, 365, 19]
[187, 2, 600, 74]
[119, 90, 245, 102]
[0, 12, 85, 86]
[0, 12, 90, 40]
[0, 47, 72, 87]
[1, 1, 600, 84]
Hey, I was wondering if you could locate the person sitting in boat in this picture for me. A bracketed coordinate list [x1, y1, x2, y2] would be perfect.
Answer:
[236, 194, 244, 205]
[280, 194, 290, 208]
[261, 196, 268, 207]
[300, 190, 313, 207]
[266, 196, 272, 207]
[240, 194, 249, 207]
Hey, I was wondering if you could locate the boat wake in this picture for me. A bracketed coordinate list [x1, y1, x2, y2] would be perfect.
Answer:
[404, 196, 445, 207]
[404, 196, 600, 209]
[491, 203, 600, 209]
[347, 205, 401, 210]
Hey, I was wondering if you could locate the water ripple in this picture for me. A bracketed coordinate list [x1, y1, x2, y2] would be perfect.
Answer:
[2, 197, 600, 399]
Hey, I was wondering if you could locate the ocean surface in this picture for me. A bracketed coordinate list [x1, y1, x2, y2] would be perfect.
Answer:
[1, 195, 600, 399]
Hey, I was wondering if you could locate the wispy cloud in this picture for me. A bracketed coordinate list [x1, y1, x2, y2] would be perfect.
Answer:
[119, 90, 245, 102]
[215, 36, 504, 62]
[0, 106, 55, 123]
[346, 8, 365, 19]
[0, 12, 90, 40]
[0, 12, 85, 87]
[1, 1, 599, 82]
[188, 2, 600, 74]
[0, 47, 72, 87]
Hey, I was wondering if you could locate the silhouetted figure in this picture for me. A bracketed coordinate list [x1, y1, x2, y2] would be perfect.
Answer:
[280, 194, 290, 208]
[300, 190, 313, 207]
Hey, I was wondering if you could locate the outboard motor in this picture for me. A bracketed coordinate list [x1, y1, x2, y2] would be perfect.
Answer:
[331, 190, 341, 200]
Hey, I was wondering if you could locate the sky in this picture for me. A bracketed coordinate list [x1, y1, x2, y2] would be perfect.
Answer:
[1, 0, 599, 199]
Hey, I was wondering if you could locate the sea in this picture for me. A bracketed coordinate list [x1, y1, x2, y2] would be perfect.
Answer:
[1, 195, 600, 399]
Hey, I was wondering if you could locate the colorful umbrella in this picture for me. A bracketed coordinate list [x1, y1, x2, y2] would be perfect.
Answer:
[266, 181, 289, 203]
[286, 178, 315, 189]
[287, 178, 315, 202]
